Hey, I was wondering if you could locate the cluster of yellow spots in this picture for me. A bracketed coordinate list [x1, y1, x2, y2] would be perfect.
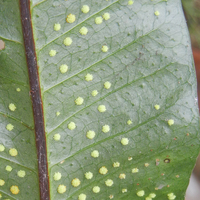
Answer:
[17, 170, 26, 178]
[102, 124, 110, 133]
[121, 138, 129, 145]
[95, 12, 110, 25]
[102, 13, 110, 21]
[71, 178, 81, 187]
[68, 122, 76, 130]
[54, 172, 62, 181]
[93, 186, 100, 193]
[99, 166, 108, 175]
[57, 184, 66, 194]
[148, 193, 156, 199]
[9, 148, 18, 157]
[75, 97, 84, 105]
[167, 193, 176, 200]
[132, 168, 139, 173]
[0, 144, 5, 152]
[53, 133, 61, 141]
[86, 130, 96, 139]
[91, 150, 99, 158]
[98, 105, 106, 112]
[10, 185, 20, 195]
[9, 103, 16, 111]
[6, 123, 14, 131]
[85, 171, 93, 179]
[59, 64, 68, 74]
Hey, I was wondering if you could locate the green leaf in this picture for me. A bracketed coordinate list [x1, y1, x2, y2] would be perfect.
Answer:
[0, 0, 199, 200]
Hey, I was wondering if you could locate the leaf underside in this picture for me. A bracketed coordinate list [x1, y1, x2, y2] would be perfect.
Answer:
[0, 0, 199, 200]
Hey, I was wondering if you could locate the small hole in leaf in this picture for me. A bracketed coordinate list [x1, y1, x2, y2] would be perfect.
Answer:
[164, 158, 170, 163]
[0, 40, 5, 50]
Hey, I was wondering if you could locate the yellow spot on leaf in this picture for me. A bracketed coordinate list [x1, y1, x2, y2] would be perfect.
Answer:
[56, 111, 60, 116]
[145, 197, 152, 200]
[102, 12, 110, 20]
[68, 122, 76, 130]
[49, 50, 56, 57]
[105, 179, 113, 187]
[66, 14, 76, 23]
[99, 166, 108, 175]
[78, 193, 86, 200]
[17, 170, 26, 178]
[91, 90, 98, 96]
[9, 103, 16, 111]
[85, 172, 93, 179]
[5, 165, 12, 172]
[101, 45, 108, 52]
[154, 11, 160, 16]
[0, 179, 5, 186]
[93, 186, 100, 193]
[0, 144, 5, 152]
[113, 162, 120, 167]
[71, 178, 81, 187]
[154, 104, 160, 110]
[81, 5, 90, 14]
[54, 172, 62, 181]
[59, 64, 68, 74]
[98, 105, 106, 112]
[75, 97, 84, 105]
[95, 16, 103, 24]
[137, 190, 145, 197]
[168, 119, 174, 126]
[119, 173, 126, 179]
[10, 186, 19, 195]
[6, 124, 14, 131]
[109, 195, 114, 199]
[149, 193, 156, 198]
[86, 130, 96, 139]
[63, 37, 72, 46]
[132, 168, 139, 173]
[104, 81, 111, 89]
[127, 120, 132, 125]
[128, 157, 132, 161]
[57, 185, 66, 194]
[54, 23, 61, 31]
[144, 163, 149, 167]
[16, 88, 21, 92]
[54, 133, 61, 141]
[167, 193, 176, 200]
[102, 124, 110, 133]
[121, 138, 129, 145]
[91, 150, 99, 158]
[85, 73, 93, 81]
[128, 0, 134, 5]
[79, 26, 88, 35]
[122, 188, 127, 193]
[9, 148, 18, 156]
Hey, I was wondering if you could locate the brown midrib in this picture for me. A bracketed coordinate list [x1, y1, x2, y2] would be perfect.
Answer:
[19, 0, 50, 200]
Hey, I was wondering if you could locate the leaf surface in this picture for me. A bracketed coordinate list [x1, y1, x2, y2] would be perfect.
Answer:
[0, 0, 199, 200]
